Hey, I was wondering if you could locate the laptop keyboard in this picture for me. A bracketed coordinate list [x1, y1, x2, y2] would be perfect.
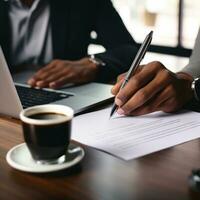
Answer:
[16, 85, 73, 108]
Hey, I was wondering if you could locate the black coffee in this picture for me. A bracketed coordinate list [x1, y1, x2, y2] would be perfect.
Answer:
[29, 112, 67, 120]
[23, 112, 71, 161]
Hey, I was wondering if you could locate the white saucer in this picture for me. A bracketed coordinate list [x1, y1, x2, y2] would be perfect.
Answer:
[6, 143, 85, 173]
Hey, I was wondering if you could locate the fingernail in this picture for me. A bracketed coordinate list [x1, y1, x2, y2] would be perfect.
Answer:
[115, 98, 123, 106]
[27, 78, 35, 85]
[117, 108, 125, 115]
[49, 82, 56, 88]
[36, 81, 44, 87]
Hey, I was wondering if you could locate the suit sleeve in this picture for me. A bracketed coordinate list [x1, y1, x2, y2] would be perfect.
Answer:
[181, 28, 200, 78]
[92, 0, 138, 82]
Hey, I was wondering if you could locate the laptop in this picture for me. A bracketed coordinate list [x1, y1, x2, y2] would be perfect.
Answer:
[0, 47, 114, 118]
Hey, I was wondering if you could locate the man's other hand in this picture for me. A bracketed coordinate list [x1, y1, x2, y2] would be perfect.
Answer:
[27, 58, 98, 88]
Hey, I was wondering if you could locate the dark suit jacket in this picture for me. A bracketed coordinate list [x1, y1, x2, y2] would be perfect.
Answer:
[0, 0, 138, 82]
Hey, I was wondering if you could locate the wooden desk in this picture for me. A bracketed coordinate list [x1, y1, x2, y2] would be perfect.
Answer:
[0, 116, 200, 200]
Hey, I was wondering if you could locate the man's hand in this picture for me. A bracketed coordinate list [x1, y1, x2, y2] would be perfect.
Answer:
[111, 61, 194, 116]
[27, 58, 98, 88]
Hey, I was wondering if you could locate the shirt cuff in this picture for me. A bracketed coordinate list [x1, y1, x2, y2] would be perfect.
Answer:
[180, 62, 200, 79]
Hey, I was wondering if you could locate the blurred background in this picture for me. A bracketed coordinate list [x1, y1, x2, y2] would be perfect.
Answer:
[89, 0, 200, 72]
[112, 0, 200, 53]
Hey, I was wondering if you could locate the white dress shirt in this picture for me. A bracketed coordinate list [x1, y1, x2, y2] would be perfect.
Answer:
[182, 28, 200, 78]
[8, 0, 53, 67]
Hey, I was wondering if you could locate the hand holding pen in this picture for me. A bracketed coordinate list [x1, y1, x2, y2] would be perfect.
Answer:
[110, 31, 153, 118]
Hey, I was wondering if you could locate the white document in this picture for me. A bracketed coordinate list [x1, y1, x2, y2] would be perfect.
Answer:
[72, 107, 200, 160]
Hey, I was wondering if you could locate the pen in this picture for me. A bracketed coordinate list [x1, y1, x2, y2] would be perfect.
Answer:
[110, 30, 153, 118]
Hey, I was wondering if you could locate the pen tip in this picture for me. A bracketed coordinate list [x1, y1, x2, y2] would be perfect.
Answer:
[149, 30, 153, 36]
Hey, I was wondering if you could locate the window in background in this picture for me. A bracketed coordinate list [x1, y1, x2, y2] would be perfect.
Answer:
[182, 0, 200, 48]
[111, 0, 200, 56]
[112, 0, 178, 47]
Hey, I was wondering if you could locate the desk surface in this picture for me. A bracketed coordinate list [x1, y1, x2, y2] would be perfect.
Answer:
[0, 116, 200, 200]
